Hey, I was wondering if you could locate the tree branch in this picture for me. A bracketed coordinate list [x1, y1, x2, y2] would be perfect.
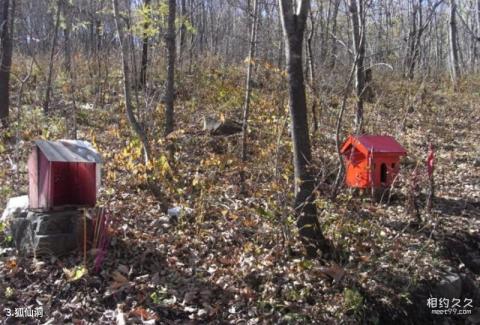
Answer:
[297, 0, 310, 25]
[278, 0, 293, 31]
[419, 0, 445, 33]
[456, 8, 480, 41]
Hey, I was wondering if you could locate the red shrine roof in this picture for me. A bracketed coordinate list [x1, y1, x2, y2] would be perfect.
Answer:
[340, 135, 407, 156]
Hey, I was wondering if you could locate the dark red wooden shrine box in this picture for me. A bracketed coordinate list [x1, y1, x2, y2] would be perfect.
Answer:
[28, 140, 102, 210]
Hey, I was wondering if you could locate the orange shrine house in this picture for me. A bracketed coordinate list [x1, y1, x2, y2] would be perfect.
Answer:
[340, 135, 407, 189]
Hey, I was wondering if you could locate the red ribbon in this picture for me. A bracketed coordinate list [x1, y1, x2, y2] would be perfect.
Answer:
[426, 143, 435, 177]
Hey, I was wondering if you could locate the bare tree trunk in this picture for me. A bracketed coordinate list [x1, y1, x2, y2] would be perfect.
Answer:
[62, 0, 77, 139]
[126, 2, 139, 92]
[477, 0, 480, 72]
[278, 0, 329, 257]
[329, 0, 340, 69]
[63, 0, 72, 74]
[449, 0, 461, 84]
[199, 1, 205, 54]
[278, 30, 284, 69]
[306, 11, 315, 85]
[92, 0, 105, 109]
[409, 1, 424, 79]
[0, 0, 14, 126]
[164, 0, 176, 136]
[306, 11, 318, 132]
[405, 0, 422, 79]
[478, 0, 480, 36]
[188, 0, 195, 73]
[405, 0, 443, 79]
[112, 0, 151, 162]
[317, 0, 326, 63]
[139, 0, 151, 88]
[178, 0, 187, 67]
[349, 0, 366, 133]
[332, 61, 357, 199]
[240, 0, 258, 192]
[43, 0, 61, 114]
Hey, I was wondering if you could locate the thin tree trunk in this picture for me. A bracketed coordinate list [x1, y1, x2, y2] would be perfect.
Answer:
[63, 0, 72, 74]
[62, 0, 77, 139]
[306, 11, 318, 132]
[279, 0, 329, 257]
[409, 1, 423, 79]
[164, 0, 176, 136]
[178, 0, 187, 67]
[240, 0, 258, 192]
[317, 0, 326, 63]
[349, 0, 366, 133]
[306, 11, 315, 85]
[332, 60, 357, 199]
[139, 0, 151, 88]
[477, 0, 480, 72]
[278, 35, 284, 69]
[93, 1, 104, 109]
[43, 0, 61, 114]
[405, 0, 417, 79]
[0, 0, 14, 126]
[478, 0, 480, 36]
[112, 0, 150, 162]
[329, 0, 340, 69]
[126, 2, 139, 92]
[449, 0, 461, 84]
[199, 1, 205, 54]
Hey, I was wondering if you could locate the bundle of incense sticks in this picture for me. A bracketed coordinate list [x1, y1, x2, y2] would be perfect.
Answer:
[92, 207, 111, 273]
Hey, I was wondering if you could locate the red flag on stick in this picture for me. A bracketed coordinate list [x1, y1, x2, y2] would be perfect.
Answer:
[426, 143, 435, 177]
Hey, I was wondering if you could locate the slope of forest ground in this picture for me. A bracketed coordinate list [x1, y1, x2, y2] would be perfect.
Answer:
[0, 58, 479, 324]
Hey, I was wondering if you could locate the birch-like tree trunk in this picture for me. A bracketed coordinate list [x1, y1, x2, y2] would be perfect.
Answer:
[306, 11, 318, 132]
[306, 11, 316, 85]
[240, 0, 258, 191]
[477, 0, 480, 72]
[405, 0, 422, 79]
[112, 0, 151, 162]
[43, 0, 61, 114]
[0, 0, 14, 126]
[349, 0, 366, 133]
[164, 0, 176, 136]
[178, 0, 187, 66]
[62, 0, 77, 138]
[278, 0, 329, 257]
[329, 0, 340, 69]
[478, 0, 480, 36]
[139, 0, 150, 88]
[449, 0, 461, 84]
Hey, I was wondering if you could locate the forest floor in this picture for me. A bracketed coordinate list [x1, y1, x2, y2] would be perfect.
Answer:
[0, 61, 479, 324]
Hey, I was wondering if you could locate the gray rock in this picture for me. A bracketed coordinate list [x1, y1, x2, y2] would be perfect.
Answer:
[34, 234, 78, 256]
[434, 273, 462, 299]
[167, 206, 193, 219]
[29, 210, 80, 235]
[203, 116, 222, 132]
[166, 206, 194, 225]
[11, 209, 83, 256]
[1, 195, 28, 223]
[158, 216, 172, 224]
[203, 116, 242, 135]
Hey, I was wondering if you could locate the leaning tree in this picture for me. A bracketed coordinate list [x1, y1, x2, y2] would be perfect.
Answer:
[278, 0, 329, 257]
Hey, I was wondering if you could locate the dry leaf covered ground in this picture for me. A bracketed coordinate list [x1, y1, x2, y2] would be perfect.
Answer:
[0, 61, 479, 324]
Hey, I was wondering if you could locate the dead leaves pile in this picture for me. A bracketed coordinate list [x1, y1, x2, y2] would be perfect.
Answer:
[1, 70, 479, 324]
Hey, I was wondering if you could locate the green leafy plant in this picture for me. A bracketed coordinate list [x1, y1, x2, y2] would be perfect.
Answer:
[343, 288, 364, 315]
[150, 286, 176, 307]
